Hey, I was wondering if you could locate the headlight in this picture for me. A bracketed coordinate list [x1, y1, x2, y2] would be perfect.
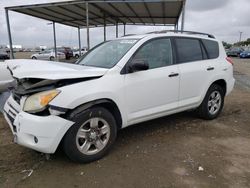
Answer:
[23, 89, 60, 113]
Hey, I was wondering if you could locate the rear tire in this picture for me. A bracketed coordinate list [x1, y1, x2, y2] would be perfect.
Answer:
[75, 54, 79, 59]
[31, 56, 37, 59]
[197, 84, 225, 120]
[63, 107, 117, 163]
[50, 56, 55, 61]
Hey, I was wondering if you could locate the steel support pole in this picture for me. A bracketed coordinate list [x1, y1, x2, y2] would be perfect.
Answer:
[123, 23, 126, 36]
[104, 14, 106, 42]
[116, 21, 118, 38]
[181, 0, 186, 31]
[5, 9, 14, 59]
[52, 22, 57, 61]
[86, 2, 90, 50]
[78, 27, 81, 56]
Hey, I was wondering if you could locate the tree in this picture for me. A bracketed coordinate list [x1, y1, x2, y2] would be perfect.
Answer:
[222, 41, 232, 49]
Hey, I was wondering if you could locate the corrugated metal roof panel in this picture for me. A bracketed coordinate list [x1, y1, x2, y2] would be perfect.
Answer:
[6, 0, 184, 28]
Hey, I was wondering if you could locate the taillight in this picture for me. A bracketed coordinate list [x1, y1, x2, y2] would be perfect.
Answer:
[226, 57, 234, 65]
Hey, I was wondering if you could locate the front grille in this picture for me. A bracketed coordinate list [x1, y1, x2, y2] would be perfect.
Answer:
[4, 95, 21, 133]
[12, 92, 21, 104]
[4, 111, 17, 132]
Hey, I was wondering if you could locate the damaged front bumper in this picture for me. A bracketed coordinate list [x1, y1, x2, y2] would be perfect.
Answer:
[3, 94, 74, 154]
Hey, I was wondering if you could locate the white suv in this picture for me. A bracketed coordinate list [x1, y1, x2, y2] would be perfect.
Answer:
[3, 31, 235, 163]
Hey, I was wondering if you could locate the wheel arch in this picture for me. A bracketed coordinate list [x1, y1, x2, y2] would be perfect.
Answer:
[210, 79, 227, 96]
[67, 98, 123, 130]
[198, 78, 227, 107]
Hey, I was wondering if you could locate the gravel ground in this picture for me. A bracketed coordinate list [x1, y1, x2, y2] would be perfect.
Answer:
[0, 58, 250, 188]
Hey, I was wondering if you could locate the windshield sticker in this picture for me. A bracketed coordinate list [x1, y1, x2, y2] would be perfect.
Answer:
[120, 40, 137, 44]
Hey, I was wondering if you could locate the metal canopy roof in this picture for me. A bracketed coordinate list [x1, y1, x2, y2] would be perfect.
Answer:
[6, 0, 185, 28]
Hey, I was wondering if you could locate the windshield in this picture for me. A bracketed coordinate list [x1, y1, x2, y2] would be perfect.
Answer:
[77, 39, 138, 68]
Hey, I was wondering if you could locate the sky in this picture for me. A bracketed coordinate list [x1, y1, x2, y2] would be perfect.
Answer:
[0, 0, 249, 48]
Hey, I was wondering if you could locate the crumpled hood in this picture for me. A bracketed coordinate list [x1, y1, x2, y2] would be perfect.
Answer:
[6, 59, 108, 80]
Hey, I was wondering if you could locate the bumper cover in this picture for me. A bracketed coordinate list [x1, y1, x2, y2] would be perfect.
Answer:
[226, 77, 235, 96]
[3, 95, 74, 153]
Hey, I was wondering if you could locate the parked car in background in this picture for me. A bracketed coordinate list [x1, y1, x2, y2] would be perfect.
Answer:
[240, 51, 250, 58]
[0, 49, 10, 60]
[226, 47, 244, 57]
[73, 49, 88, 58]
[3, 31, 235, 163]
[31, 49, 65, 61]
[57, 47, 73, 59]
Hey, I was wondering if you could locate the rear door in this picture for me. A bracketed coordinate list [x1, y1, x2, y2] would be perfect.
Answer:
[174, 37, 213, 107]
[201, 39, 221, 72]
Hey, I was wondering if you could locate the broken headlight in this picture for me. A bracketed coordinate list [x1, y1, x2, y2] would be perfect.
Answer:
[23, 89, 60, 113]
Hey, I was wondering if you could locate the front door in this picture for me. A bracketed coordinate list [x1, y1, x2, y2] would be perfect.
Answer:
[124, 38, 179, 125]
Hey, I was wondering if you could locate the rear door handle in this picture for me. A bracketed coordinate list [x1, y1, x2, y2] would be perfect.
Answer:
[168, 73, 179, 77]
[207, 67, 214, 71]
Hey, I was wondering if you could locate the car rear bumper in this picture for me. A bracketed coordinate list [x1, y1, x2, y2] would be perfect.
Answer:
[3, 95, 74, 153]
[226, 77, 235, 96]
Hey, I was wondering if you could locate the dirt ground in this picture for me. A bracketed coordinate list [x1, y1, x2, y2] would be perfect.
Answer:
[1, 58, 250, 188]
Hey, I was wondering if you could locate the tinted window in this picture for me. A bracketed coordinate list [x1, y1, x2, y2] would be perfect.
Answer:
[200, 43, 208, 59]
[132, 38, 173, 69]
[175, 38, 203, 63]
[202, 39, 219, 59]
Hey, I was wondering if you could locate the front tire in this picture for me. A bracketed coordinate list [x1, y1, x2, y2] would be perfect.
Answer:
[197, 84, 225, 120]
[63, 107, 117, 163]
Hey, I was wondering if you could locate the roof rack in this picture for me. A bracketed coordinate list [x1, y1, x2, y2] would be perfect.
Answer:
[147, 30, 215, 39]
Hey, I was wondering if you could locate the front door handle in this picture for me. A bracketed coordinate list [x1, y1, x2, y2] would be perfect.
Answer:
[207, 67, 214, 71]
[168, 73, 179, 77]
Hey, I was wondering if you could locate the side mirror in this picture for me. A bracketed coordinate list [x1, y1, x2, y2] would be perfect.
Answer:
[128, 59, 149, 73]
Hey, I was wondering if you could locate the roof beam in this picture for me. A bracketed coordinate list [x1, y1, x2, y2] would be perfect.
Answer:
[143, 2, 155, 25]
[125, 2, 145, 25]
[107, 3, 135, 24]
[58, 5, 103, 25]
[16, 8, 90, 27]
[75, 4, 116, 25]
[27, 8, 63, 22]
[43, 7, 71, 19]
[162, 2, 166, 25]
[109, 16, 177, 19]
[91, 3, 125, 24]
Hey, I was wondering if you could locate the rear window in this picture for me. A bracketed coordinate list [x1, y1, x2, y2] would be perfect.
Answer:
[175, 38, 203, 63]
[202, 39, 219, 59]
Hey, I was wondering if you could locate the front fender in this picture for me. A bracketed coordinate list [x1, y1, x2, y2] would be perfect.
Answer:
[49, 75, 127, 126]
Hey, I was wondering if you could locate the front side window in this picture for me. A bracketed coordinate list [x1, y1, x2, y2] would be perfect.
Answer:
[131, 38, 173, 69]
[77, 39, 138, 68]
[175, 38, 203, 63]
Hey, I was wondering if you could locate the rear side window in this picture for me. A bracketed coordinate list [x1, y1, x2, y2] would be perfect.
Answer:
[175, 38, 203, 63]
[202, 39, 219, 59]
